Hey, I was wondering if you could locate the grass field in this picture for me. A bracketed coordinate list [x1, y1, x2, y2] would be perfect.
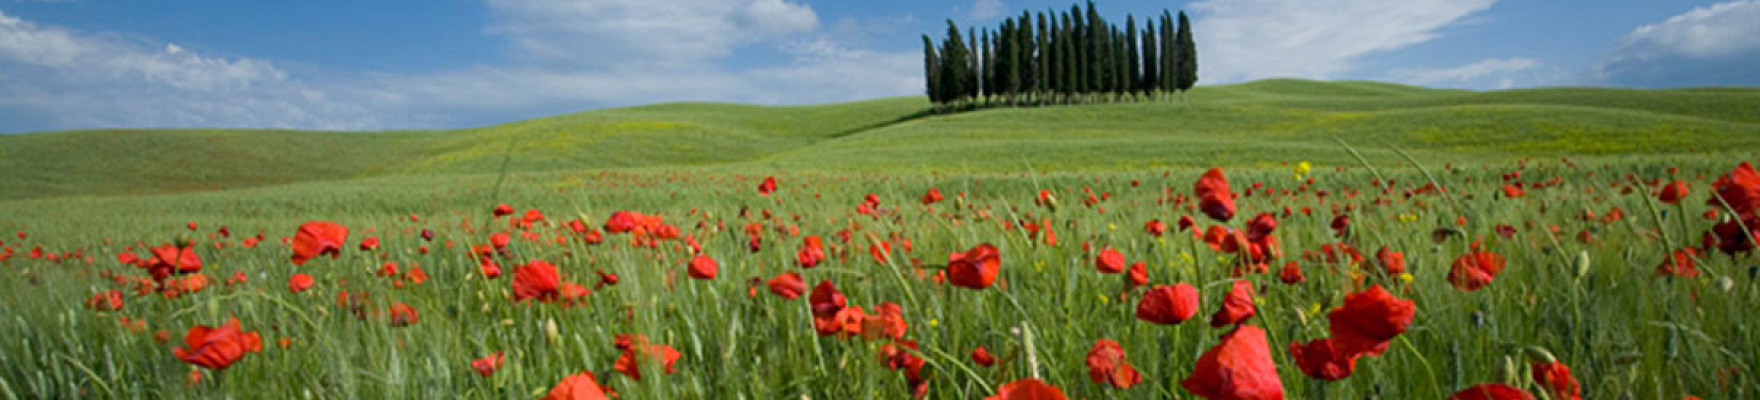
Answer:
[1, 80, 1758, 399]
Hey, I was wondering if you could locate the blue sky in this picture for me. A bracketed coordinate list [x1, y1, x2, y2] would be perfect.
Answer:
[2, 0, 1757, 133]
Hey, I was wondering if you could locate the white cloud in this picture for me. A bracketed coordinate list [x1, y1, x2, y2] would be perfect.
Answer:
[1386, 57, 1539, 88]
[0, 1, 924, 132]
[1596, 1, 1760, 87]
[967, 0, 1005, 22]
[1189, 0, 1496, 83]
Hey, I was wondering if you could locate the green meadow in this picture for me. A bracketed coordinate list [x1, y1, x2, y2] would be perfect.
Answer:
[1, 80, 1757, 399]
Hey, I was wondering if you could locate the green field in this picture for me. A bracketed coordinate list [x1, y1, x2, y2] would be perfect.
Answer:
[1, 80, 1757, 399]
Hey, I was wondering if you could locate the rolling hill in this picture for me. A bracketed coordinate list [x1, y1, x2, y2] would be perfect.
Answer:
[2, 79, 1757, 201]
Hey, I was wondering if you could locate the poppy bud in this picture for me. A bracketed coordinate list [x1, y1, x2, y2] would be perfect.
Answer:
[1572, 251, 1591, 279]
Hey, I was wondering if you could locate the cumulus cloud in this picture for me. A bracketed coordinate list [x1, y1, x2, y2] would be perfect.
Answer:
[1596, 0, 1760, 87]
[0, 1, 924, 133]
[1189, 0, 1496, 83]
[1386, 57, 1539, 88]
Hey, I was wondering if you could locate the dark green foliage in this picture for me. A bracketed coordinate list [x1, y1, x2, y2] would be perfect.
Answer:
[923, 2, 1195, 110]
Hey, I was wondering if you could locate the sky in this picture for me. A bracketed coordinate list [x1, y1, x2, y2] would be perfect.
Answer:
[2, 0, 1757, 133]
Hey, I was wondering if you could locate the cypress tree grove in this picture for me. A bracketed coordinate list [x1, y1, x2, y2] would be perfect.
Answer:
[921, 2, 1195, 110]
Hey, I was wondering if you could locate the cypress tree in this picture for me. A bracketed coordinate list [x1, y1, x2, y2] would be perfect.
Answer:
[923, 35, 941, 106]
[1140, 20, 1158, 98]
[940, 21, 970, 104]
[969, 27, 981, 101]
[1160, 12, 1175, 94]
[1060, 12, 1076, 99]
[1027, 11, 1041, 100]
[1085, 1, 1104, 97]
[1125, 16, 1140, 98]
[1174, 10, 1198, 99]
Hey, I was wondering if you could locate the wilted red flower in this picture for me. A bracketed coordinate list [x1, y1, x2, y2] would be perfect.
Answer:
[1328, 285, 1415, 356]
[1659, 180, 1689, 204]
[1708, 161, 1760, 215]
[1181, 325, 1285, 400]
[758, 176, 778, 196]
[971, 346, 996, 367]
[291, 221, 349, 266]
[1449, 250, 1507, 292]
[85, 289, 124, 311]
[1447, 384, 1535, 400]
[922, 187, 944, 205]
[766, 271, 806, 300]
[1531, 362, 1583, 400]
[985, 378, 1070, 400]
[688, 255, 718, 279]
[388, 302, 418, 327]
[947, 243, 1001, 289]
[1376, 247, 1407, 275]
[1210, 280, 1257, 327]
[172, 317, 263, 371]
[613, 334, 681, 381]
[1289, 338, 1357, 381]
[1656, 247, 1702, 278]
[471, 351, 506, 377]
[543, 371, 611, 400]
[1195, 168, 1238, 222]
[1096, 247, 1126, 273]
[1137, 283, 1200, 324]
[1086, 339, 1143, 388]
[512, 260, 562, 302]
[288, 273, 315, 294]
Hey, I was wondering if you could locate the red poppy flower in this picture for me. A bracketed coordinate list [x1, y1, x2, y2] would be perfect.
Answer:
[1288, 338, 1358, 381]
[471, 351, 506, 377]
[613, 334, 681, 381]
[1329, 215, 1351, 238]
[1178, 215, 1197, 231]
[1195, 168, 1238, 222]
[876, 339, 929, 397]
[172, 317, 263, 371]
[688, 255, 718, 279]
[1500, 185, 1526, 198]
[922, 187, 944, 205]
[767, 271, 806, 300]
[1210, 280, 1257, 327]
[596, 270, 619, 287]
[493, 203, 515, 217]
[291, 221, 349, 266]
[1278, 262, 1305, 284]
[480, 258, 503, 279]
[1710, 216, 1759, 255]
[1137, 283, 1200, 324]
[861, 302, 909, 341]
[985, 378, 1070, 400]
[797, 235, 826, 268]
[358, 237, 379, 251]
[1656, 247, 1702, 278]
[288, 273, 315, 294]
[1328, 285, 1415, 356]
[758, 176, 778, 196]
[1659, 180, 1689, 204]
[947, 243, 1001, 289]
[1376, 247, 1407, 275]
[1709, 161, 1760, 215]
[1531, 362, 1583, 400]
[1181, 325, 1286, 400]
[1086, 339, 1143, 388]
[1126, 261, 1148, 287]
[971, 346, 996, 367]
[1096, 247, 1126, 273]
[142, 243, 203, 282]
[1449, 250, 1506, 292]
[543, 371, 611, 400]
[512, 260, 562, 302]
[1145, 219, 1168, 237]
[1447, 384, 1535, 400]
[388, 302, 418, 327]
[810, 280, 848, 336]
